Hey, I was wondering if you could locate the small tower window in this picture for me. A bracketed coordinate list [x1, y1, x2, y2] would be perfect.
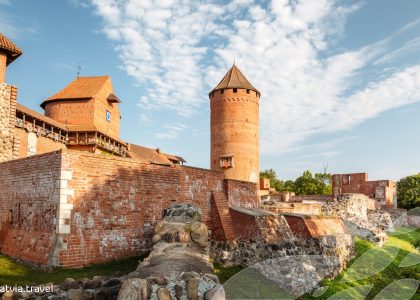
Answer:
[246, 89, 250, 94]
[219, 155, 234, 168]
[106, 110, 111, 122]
[8, 209, 13, 224]
[233, 88, 237, 93]
[221, 89, 224, 94]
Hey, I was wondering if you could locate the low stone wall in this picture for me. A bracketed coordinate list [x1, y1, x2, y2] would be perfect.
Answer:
[321, 193, 369, 219]
[407, 208, 420, 228]
[210, 234, 354, 275]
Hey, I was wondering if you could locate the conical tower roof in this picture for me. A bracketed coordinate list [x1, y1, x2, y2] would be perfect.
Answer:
[0, 33, 23, 65]
[210, 64, 260, 95]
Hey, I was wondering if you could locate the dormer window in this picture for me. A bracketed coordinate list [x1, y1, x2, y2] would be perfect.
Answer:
[219, 155, 234, 168]
[106, 110, 111, 122]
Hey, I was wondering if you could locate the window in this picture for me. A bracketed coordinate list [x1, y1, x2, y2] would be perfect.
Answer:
[343, 175, 351, 186]
[233, 88, 237, 93]
[219, 155, 234, 168]
[221, 89, 224, 94]
[106, 110, 111, 122]
[8, 209, 13, 224]
[246, 89, 250, 94]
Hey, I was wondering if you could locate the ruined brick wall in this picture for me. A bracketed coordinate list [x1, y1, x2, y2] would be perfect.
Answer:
[0, 151, 62, 265]
[225, 179, 259, 208]
[229, 209, 261, 241]
[283, 215, 347, 239]
[332, 173, 396, 207]
[0, 83, 17, 162]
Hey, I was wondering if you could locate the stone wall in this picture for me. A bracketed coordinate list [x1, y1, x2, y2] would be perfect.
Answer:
[0, 83, 17, 162]
[320, 193, 407, 245]
[211, 234, 354, 275]
[322, 193, 369, 219]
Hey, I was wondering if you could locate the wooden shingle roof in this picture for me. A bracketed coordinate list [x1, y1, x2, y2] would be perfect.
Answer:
[210, 64, 259, 95]
[0, 33, 23, 65]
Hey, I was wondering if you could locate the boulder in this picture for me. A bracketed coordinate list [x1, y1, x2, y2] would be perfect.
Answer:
[117, 278, 150, 300]
[186, 278, 198, 300]
[174, 284, 183, 300]
[61, 278, 80, 291]
[204, 284, 225, 300]
[157, 288, 171, 300]
[190, 222, 208, 247]
[68, 289, 83, 300]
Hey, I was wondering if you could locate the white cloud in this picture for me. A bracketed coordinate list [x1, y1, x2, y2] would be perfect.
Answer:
[89, 0, 420, 154]
[155, 124, 188, 139]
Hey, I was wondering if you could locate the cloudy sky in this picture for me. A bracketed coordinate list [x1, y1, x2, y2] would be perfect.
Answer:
[2, 0, 420, 181]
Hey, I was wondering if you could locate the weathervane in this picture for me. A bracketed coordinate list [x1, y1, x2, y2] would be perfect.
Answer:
[77, 63, 81, 78]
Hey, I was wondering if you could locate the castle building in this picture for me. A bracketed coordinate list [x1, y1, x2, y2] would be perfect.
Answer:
[0, 33, 184, 164]
[0, 33, 261, 268]
[209, 64, 260, 183]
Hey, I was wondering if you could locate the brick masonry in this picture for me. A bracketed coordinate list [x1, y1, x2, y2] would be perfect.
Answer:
[0, 149, 259, 268]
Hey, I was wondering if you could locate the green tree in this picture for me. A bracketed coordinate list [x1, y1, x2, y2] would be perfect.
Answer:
[260, 169, 294, 192]
[293, 170, 332, 195]
[397, 173, 420, 209]
[260, 169, 332, 195]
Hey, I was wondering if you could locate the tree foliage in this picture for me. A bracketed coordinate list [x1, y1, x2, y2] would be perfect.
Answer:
[397, 173, 420, 209]
[260, 169, 332, 195]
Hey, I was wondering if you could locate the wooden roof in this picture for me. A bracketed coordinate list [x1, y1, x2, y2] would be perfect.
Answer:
[16, 103, 67, 131]
[0, 33, 23, 65]
[210, 64, 259, 95]
[41, 76, 110, 108]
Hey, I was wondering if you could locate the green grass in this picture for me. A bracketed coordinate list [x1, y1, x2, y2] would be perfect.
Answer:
[301, 227, 420, 300]
[213, 261, 245, 284]
[0, 255, 144, 285]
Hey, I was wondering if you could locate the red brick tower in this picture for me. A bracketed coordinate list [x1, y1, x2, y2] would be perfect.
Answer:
[209, 64, 260, 183]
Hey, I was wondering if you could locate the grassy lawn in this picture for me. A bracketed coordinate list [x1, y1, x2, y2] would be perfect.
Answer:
[214, 227, 419, 299]
[301, 227, 420, 299]
[0, 255, 143, 286]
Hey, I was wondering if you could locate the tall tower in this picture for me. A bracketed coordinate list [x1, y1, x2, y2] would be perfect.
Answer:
[209, 64, 260, 183]
[0, 33, 21, 162]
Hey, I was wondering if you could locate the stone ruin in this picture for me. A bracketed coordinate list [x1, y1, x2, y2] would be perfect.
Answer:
[119, 204, 222, 300]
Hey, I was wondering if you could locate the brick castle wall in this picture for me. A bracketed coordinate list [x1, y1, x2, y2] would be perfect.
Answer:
[0, 151, 62, 265]
[0, 149, 259, 267]
[0, 83, 17, 162]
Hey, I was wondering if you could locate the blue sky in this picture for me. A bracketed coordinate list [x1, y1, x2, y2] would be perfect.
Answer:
[1, 0, 419, 181]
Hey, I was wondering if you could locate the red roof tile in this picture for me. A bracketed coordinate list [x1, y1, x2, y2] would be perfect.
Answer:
[41, 76, 110, 108]
[0, 33, 23, 65]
